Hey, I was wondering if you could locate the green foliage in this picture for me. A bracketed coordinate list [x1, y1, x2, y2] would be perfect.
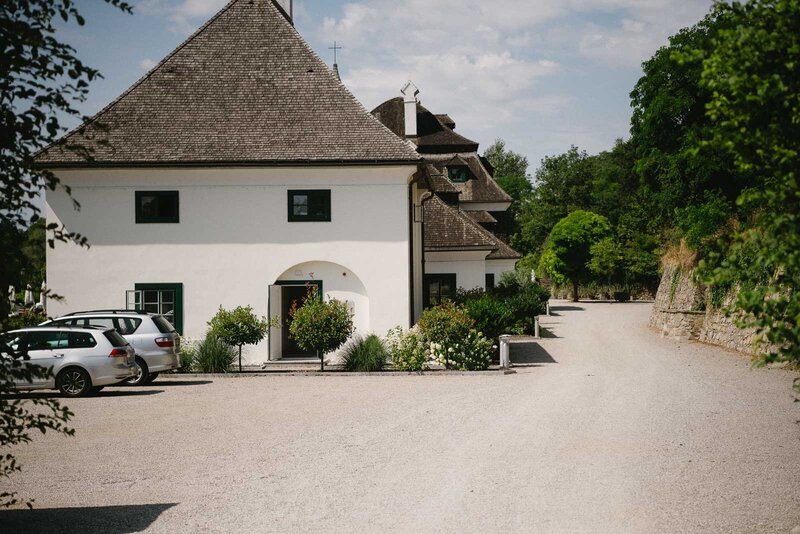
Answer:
[710, 281, 733, 309]
[483, 139, 530, 183]
[207, 306, 270, 351]
[675, 193, 733, 250]
[417, 301, 474, 347]
[5, 311, 47, 331]
[429, 330, 494, 371]
[669, 268, 682, 306]
[1, 0, 132, 508]
[507, 285, 550, 334]
[455, 275, 549, 339]
[289, 288, 354, 369]
[515, 146, 593, 256]
[538, 210, 614, 298]
[193, 335, 237, 373]
[1, 0, 132, 330]
[588, 237, 623, 283]
[690, 0, 800, 369]
[1, 335, 75, 508]
[483, 139, 532, 237]
[386, 327, 429, 372]
[462, 293, 514, 340]
[207, 305, 271, 371]
[341, 334, 388, 372]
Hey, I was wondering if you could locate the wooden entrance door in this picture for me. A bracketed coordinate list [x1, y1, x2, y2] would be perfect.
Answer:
[278, 282, 321, 358]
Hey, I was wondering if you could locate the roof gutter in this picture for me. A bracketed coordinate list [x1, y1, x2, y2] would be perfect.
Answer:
[33, 158, 422, 170]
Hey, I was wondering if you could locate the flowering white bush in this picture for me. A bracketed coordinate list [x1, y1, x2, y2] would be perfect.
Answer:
[386, 326, 429, 372]
[429, 329, 494, 371]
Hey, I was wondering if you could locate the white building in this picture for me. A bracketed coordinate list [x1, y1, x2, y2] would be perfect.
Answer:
[372, 82, 522, 314]
[36, 0, 519, 363]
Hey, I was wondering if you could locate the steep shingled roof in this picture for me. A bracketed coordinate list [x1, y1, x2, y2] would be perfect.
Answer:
[36, 0, 419, 166]
[371, 98, 479, 154]
[423, 195, 496, 251]
[463, 210, 498, 224]
[428, 153, 512, 204]
[423, 194, 521, 259]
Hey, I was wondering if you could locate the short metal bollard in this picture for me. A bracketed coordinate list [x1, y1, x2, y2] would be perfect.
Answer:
[534, 316, 540, 339]
[499, 335, 511, 369]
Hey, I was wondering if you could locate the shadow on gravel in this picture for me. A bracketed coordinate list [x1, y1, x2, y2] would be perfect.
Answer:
[0, 502, 178, 533]
[511, 343, 557, 366]
[539, 326, 559, 339]
[548, 305, 585, 316]
[115, 380, 213, 388]
[2, 390, 164, 400]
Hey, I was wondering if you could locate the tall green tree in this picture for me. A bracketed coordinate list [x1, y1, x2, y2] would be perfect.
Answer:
[483, 138, 530, 182]
[692, 0, 800, 371]
[1, 0, 132, 507]
[483, 139, 532, 238]
[538, 210, 614, 300]
[515, 146, 593, 256]
[1, 0, 132, 326]
[629, 7, 742, 234]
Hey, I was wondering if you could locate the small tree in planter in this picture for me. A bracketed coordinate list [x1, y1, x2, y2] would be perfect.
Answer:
[289, 287, 354, 371]
[207, 306, 271, 372]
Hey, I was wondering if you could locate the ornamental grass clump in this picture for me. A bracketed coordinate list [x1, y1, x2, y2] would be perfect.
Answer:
[194, 335, 237, 373]
[342, 334, 388, 372]
[386, 326, 429, 372]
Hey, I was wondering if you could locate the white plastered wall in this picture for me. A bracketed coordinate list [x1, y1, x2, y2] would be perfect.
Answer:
[486, 259, 518, 285]
[424, 250, 490, 291]
[45, 165, 416, 364]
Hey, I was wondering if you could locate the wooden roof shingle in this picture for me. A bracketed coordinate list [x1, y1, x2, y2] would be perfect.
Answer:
[35, 0, 419, 166]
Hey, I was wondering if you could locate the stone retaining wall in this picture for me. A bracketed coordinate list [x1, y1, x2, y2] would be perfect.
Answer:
[649, 263, 760, 356]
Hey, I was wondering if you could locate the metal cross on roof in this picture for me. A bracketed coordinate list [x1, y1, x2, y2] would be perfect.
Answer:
[328, 41, 342, 64]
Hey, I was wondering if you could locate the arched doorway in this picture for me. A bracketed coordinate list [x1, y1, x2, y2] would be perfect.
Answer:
[268, 261, 369, 361]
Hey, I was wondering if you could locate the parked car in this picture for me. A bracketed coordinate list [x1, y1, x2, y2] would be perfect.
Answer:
[42, 310, 181, 386]
[0, 326, 136, 397]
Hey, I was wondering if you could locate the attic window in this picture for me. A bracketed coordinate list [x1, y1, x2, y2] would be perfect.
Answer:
[447, 165, 472, 183]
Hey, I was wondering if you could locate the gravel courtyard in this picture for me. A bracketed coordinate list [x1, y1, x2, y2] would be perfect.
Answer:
[3, 301, 799, 533]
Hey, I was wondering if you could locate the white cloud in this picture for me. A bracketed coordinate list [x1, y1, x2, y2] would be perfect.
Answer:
[138, 0, 228, 33]
[138, 58, 158, 71]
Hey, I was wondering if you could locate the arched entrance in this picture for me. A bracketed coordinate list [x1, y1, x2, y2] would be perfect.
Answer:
[268, 261, 369, 361]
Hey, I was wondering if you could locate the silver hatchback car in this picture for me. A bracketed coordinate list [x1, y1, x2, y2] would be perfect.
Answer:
[0, 326, 136, 397]
[43, 310, 180, 386]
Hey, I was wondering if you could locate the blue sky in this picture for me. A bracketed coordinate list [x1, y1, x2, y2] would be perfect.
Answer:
[61, 0, 713, 174]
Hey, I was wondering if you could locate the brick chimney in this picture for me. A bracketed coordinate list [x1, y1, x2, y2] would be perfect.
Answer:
[401, 81, 419, 138]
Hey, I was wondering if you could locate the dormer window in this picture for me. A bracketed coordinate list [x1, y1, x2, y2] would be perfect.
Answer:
[447, 165, 472, 183]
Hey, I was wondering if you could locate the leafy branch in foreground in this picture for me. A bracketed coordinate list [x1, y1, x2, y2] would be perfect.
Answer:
[1, 0, 132, 327]
[690, 0, 800, 372]
[1, 0, 132, 507]
[0, 346, 74, 508]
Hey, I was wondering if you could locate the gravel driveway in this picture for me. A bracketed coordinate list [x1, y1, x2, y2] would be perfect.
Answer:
[3, 301, 799, 533]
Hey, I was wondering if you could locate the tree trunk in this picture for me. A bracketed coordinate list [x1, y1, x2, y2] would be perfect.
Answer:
[318, 349, 324, 372]
[238, 345, 243, 373]
[572, 280, 579, 302]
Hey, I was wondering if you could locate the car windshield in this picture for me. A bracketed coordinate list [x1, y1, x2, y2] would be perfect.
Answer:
[152, 316, 176, 334]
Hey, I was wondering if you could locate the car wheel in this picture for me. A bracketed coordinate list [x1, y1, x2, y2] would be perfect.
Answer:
[90, 386, 105, 394]
[57, 368, 92, 398]
[125, 357, 149, 386]
[145, 372, 159, 384]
